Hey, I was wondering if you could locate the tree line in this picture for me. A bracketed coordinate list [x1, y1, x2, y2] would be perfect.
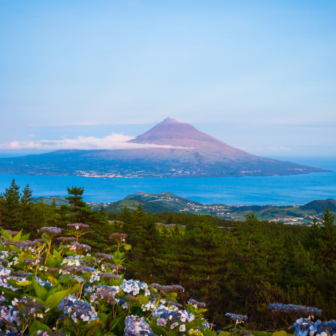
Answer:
[1, 179, 335, 330]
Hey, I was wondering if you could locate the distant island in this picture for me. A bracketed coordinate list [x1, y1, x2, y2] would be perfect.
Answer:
[34, 192, 336, 226]
[0, 118, 329, 177]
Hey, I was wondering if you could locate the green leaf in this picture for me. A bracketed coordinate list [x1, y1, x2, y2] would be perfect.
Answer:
[63, 317, 78, 333]
[272, 331, 287, 336]
[109, 278, 123, 286]
[17, 280, 32, 286]
[32, 277, 49, 301]
[42, 236, 50, 245]
[47, 283, 63, 297]
[12, 230, 22, 242]
[137, 295, 149, 305]
[21, 233, 30, 241]
[124, 244, 132, 250]
[45, 289, 70, 310]
[29, 319, 50, 336]
[218, 333, 231, 336]
[86, 325, 100, 336]
[46, 254, 57, 267]
[1, 228, 12, 239]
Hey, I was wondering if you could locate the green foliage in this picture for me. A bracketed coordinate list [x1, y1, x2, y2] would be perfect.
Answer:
[1, 181, 336, 332]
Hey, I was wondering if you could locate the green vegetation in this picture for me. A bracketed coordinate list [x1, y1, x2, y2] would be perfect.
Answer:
[1, 179, 336, 332]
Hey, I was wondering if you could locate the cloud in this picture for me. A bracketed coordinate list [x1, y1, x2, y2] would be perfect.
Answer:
[28, 134, 35, 137]
[0, 134, 191, 150]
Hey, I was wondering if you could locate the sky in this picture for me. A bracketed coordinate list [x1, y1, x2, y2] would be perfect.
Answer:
[0, 0, 335, 157]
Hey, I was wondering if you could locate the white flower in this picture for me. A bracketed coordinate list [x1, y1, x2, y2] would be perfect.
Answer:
[157, 318, 167, 327]
[171, 322, 179, 329]
[180, 325, 186, 332]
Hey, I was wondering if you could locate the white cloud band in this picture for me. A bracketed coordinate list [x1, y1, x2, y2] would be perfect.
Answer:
[0, 134, 191, 150]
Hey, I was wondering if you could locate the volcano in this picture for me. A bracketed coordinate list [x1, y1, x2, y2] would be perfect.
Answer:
[0, 118, 328, 177]
[129, 117, 253, 157]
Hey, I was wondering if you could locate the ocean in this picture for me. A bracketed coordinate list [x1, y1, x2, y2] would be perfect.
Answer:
[0, 157, 335, 205]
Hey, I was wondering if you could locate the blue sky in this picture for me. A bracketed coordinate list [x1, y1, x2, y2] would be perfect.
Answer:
[0, 0, 335, 157]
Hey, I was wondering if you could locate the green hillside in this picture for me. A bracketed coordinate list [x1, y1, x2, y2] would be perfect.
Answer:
[32, 196, 69, 206]
[301, 199, 336, 212]
[104, 198, 173, 214]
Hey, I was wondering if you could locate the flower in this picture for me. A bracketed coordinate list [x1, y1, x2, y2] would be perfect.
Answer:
[225, 313, 247, 323]
[40, 227, 62, 235]
[70, 242, 91, 254]
[57, 237, 76, 243]
[269, 303, 322, 317]
[96, 253, 113, 260]
[57, 295, 98, 323]
[124, 315, 155, 336]
[67, 223, 90, 230]
[109, 233, 128, 243]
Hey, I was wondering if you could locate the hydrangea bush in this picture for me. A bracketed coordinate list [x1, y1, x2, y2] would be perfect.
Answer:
[0, 226, 214, 336]
[0, 226, 334, 336]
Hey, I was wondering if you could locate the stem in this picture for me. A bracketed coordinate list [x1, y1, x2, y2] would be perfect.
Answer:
[44, 240, 52, 267]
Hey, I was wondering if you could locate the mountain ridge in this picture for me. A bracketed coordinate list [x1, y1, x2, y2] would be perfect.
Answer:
[0, 118, 329, 177]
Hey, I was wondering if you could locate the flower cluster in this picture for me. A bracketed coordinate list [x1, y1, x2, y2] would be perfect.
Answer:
[109, 233, 128, 243]
[40, 227, 62, 236]
[188, 299, 206, 308]
[269, 303, 322, 317]
[151, 283, 184, 294]
[153, 307, 195, 324]
[57, 295, 98, 323]
[225, 313, 248, 323]
[292, 318, 336, 336]
[0, 226, 217, 336]
[121, 279, 149, 296]
[67, 223, 90, 230]
[70, 242, 91, 254]
[124, 315, 155, 336]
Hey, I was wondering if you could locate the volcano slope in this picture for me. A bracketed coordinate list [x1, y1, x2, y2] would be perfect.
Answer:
[0, 118, 328, 177]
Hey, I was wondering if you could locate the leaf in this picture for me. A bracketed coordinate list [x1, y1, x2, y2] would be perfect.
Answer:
[47, 283, 63, 297]
[218, 333, 231, 336]
[32, 277, 49, 301]
[29, 319, 50, 336]
[86, 324, 100, 336]
[109, 278, 123, 286]
[272, 331, 287, 336]
[124, 244, 132, 250]
[46, 254, 57, 267]
[16, 280, 32, 286]
[45, 289, 70, 310]
[1, 228, 12, 239]
[62, 317, 78, 333]
[21, 233, 30, 241]
[42, 236, 50, 245]
[12, 230, 22, 242]
[47, 275, 59, 286]
[137, 295, 149, 305]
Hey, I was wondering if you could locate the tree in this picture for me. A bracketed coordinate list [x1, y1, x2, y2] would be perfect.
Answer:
[21, 184, 33, 203]
[2, 179, 22, 230]
[99, 205, 106, 216]
[128, 216, 164, 283]
[124, 204, 146, 248]
[21, 184, 34, 230]
[226, 213, 286, 318]
[65, 186, 85, 211]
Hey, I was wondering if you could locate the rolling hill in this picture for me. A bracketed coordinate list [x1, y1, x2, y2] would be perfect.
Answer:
[0, 118, 328, 177]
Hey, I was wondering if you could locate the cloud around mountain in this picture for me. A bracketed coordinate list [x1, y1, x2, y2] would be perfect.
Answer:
[0, 133, 192, 150]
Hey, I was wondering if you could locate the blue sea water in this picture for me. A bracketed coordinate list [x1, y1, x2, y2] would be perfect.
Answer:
[0, 157, 335, 205]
